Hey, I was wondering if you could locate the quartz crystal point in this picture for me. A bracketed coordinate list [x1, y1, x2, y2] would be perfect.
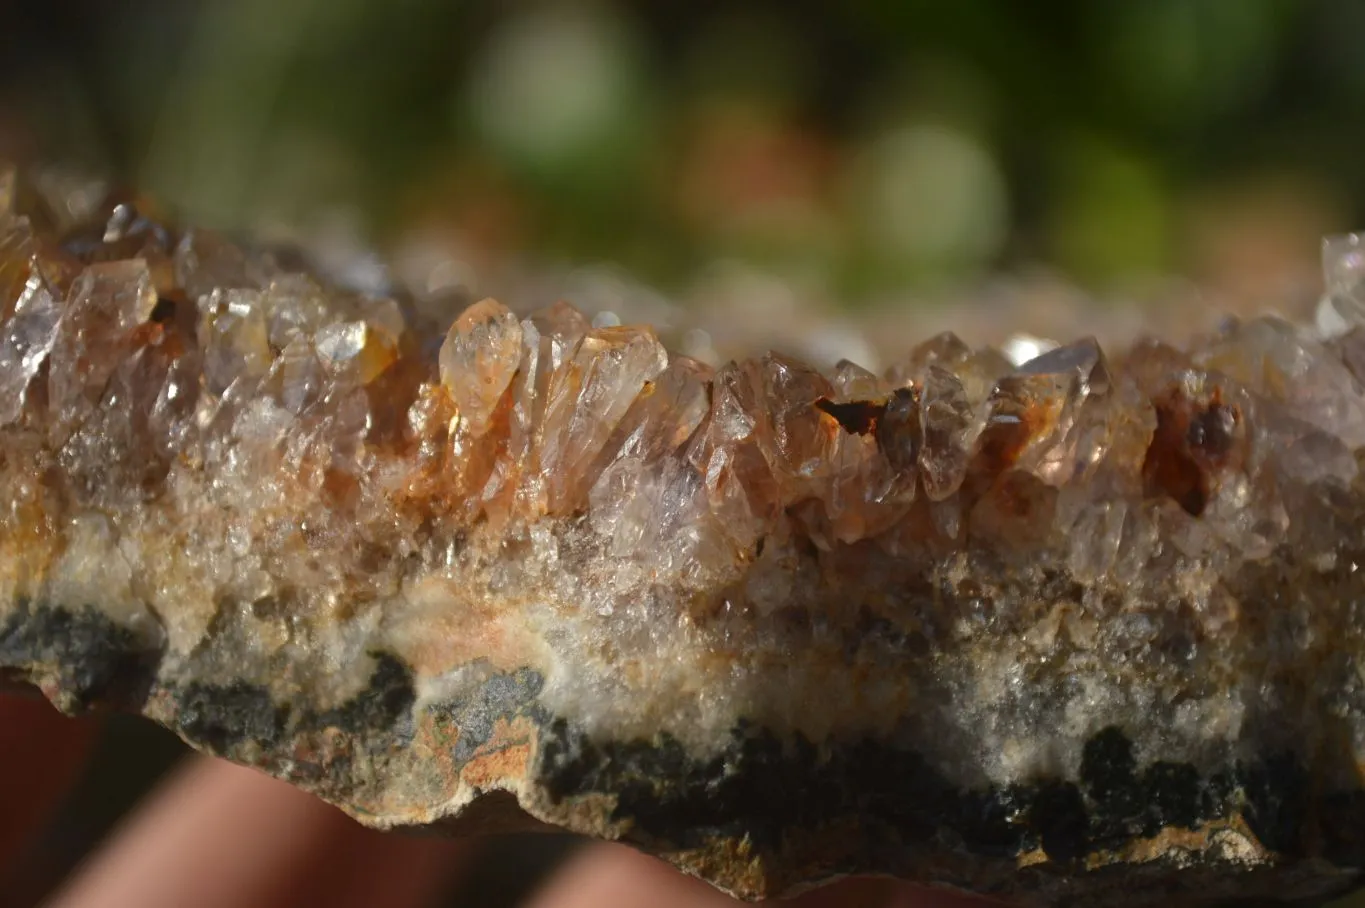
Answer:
[6, 171, 1365, 907]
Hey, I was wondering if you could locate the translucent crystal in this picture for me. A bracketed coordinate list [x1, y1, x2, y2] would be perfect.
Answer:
[527, 298, 593, 416]
[832, 359, 883, 399]
[495, 301, 594, 520]
[688, 364, 780, 551]
[538, 324, 668, 514]
[707, 363, 759, 446]
[750, 353, 837, 484]
[874, 386, 919, 474]
[1325, 234, 1365, 305]
[886, 331, 971, 388]
[591, 451, 712, 572]
[148, 335, 201, 457]
[597, 355, 712, 470]
[916, 367, 972, 500]
[0, 223, 38, 318]
[317, 319, 396, 385]
[48, 260, 158, 437]
[891, 331, 1011, 416]
[263, 274, 330, 349]
[1065, 499, 1128, 581]
[1268, 417, 1357, 486]
[198, 288, 272, 396]
[274, 338, 324, 415]
[317, 320, 367, 366]
[978, 337, 1109, 486]
[439, 299, 523, 437]
[0, 273, 60, 425]
[810, 360, 915, 544]
[1137, 365, 1259, 540]
[1198, 316, 1365, 448]
[700, 439, 778, 552]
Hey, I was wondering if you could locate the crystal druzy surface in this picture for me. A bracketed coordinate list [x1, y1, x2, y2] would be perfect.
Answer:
[4, 168, 1365, 905]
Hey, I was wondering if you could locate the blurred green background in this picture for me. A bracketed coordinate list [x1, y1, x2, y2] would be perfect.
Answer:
[1, 0, 1362, 312]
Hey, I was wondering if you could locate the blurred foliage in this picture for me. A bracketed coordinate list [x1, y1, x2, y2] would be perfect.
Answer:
[0, 0, 1363, 301]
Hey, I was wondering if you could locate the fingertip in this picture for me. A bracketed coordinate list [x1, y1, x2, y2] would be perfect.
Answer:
[48, 756, 465, 908]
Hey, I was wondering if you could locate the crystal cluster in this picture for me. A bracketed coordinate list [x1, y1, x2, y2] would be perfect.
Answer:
[4, 167, 1365, 906]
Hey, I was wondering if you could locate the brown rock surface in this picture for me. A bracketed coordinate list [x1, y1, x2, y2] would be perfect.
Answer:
[2, 166, 1365, 905]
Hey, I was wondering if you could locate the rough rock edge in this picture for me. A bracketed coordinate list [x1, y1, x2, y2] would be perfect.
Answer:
[3, 600, 1363, 906]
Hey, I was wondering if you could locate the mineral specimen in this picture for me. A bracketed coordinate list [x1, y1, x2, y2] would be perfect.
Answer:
[3, 166, 1365, 906]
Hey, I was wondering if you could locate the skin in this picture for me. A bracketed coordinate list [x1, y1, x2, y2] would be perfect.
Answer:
[0, 694, 985, 908]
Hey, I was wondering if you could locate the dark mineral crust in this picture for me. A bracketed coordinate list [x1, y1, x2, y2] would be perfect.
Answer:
[3, 166, 1365, 905]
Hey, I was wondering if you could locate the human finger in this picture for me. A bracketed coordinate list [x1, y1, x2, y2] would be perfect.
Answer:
[46, 756, 463, 908]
